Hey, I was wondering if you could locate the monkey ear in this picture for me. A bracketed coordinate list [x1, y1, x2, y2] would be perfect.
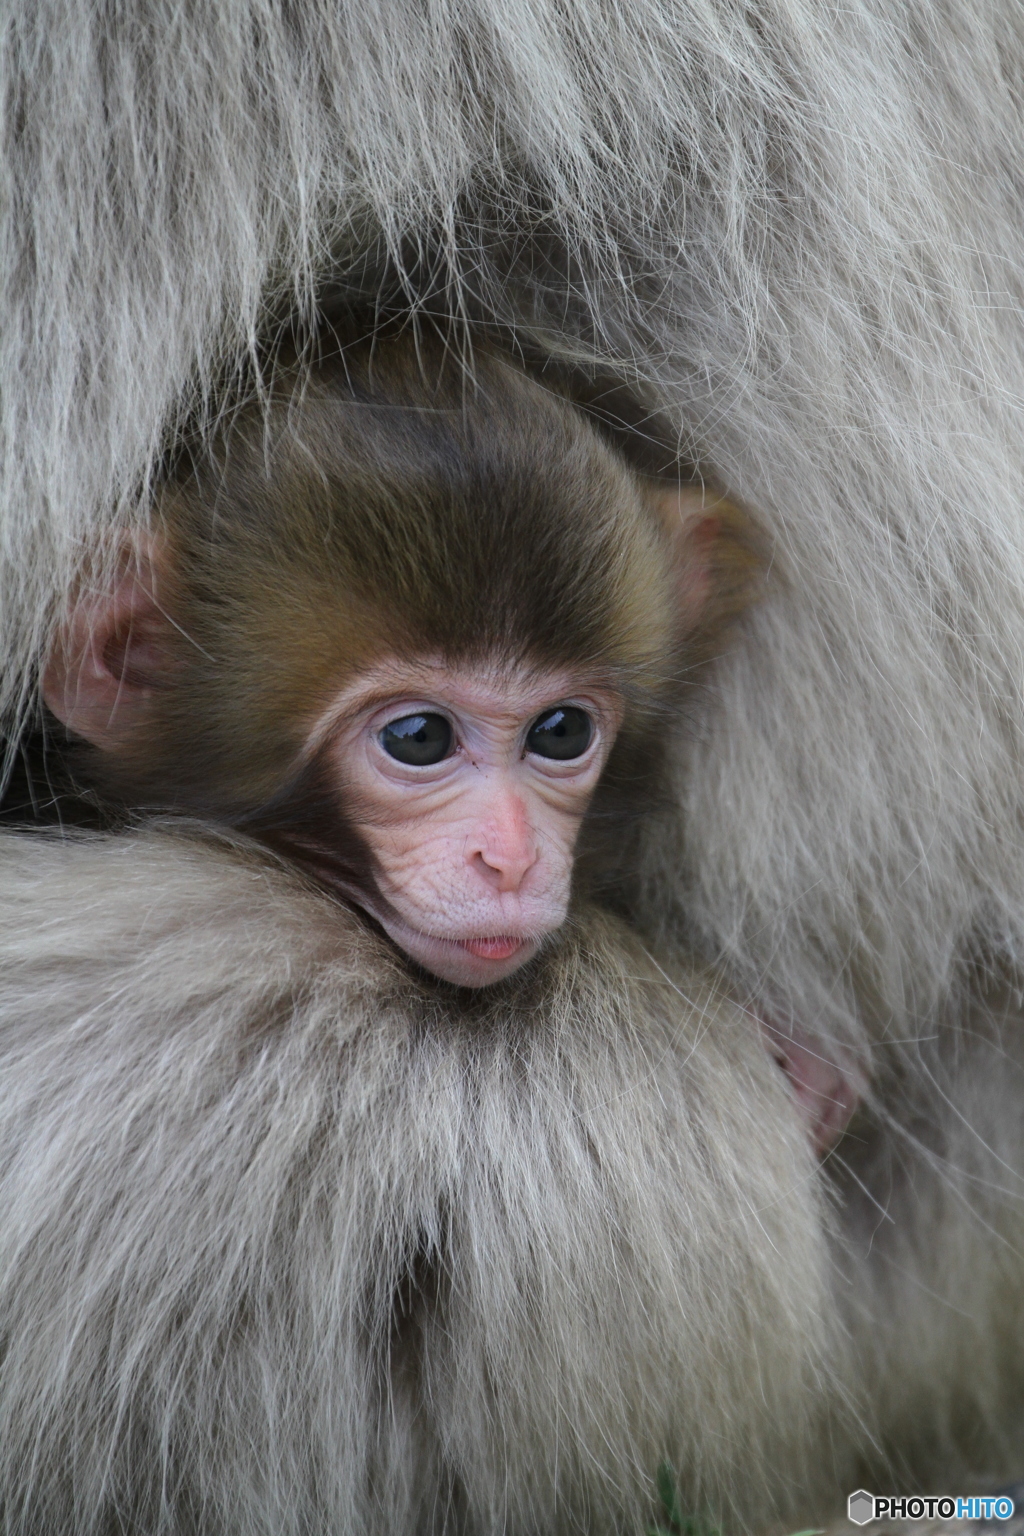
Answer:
[41, 535, 175, 751]
[649, 485, 764, 643]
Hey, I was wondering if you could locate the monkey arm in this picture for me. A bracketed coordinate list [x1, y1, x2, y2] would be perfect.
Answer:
[0, 824, 833, 1533]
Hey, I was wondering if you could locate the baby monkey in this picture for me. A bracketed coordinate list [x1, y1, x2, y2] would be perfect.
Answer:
[42, 332, 757, 987]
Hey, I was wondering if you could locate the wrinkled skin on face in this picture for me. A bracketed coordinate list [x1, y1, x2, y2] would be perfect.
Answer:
[310, 658, 624, 986]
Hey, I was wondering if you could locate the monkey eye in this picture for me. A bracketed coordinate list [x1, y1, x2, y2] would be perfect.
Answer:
[379, 712, 454, 766]
[525, 706, 593, 761]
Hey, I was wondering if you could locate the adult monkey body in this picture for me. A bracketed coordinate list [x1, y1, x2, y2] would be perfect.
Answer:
[0, 833, 831, 1533]
[4, 1, 1024, 1532]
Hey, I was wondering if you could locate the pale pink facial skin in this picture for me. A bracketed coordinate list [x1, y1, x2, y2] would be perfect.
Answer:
[316, 659, 625, 987]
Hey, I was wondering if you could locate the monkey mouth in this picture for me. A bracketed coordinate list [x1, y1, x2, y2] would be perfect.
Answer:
[405, 923, 540, 981]
[370, 904, 546, 986]
[455, 935, 529, 961]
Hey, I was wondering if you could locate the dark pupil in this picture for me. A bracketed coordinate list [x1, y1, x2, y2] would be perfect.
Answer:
[380, 713, 453, 766]
[526, 706, 593, 761]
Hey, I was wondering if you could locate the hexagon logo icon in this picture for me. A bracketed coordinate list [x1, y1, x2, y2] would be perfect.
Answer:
[848, 1491, 875, 1525]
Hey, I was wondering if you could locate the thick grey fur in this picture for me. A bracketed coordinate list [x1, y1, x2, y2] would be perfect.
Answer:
[4, 1, 1024, 1529]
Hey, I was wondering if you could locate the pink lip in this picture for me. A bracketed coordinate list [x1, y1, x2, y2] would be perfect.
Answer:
[371, 905, 543, 985]
[457, 936, 528, 961]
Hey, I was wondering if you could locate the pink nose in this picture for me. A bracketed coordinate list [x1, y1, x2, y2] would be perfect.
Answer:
[469, 793, 539, 893]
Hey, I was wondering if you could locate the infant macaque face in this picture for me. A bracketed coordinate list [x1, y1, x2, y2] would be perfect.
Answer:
[318, 658, 624, 986]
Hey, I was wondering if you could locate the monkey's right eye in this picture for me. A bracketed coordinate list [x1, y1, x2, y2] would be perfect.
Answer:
[379, 713, 454, 766]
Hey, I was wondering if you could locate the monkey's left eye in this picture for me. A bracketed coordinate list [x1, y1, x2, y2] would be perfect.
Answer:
[379, 713, 454, 766]
[525, 706, 593, 760]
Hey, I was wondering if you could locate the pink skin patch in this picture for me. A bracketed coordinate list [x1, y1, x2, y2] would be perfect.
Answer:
[314, 657, 627, 987]
[758, 1015, 863, 1157]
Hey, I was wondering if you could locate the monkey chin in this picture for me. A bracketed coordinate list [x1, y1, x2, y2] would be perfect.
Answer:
[376, 911, 545, 987]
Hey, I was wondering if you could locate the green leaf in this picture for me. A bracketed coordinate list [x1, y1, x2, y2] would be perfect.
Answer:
[656, 1463, 684, 1530]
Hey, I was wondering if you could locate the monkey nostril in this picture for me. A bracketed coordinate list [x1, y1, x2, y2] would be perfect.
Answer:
[473, 844, 538, 891]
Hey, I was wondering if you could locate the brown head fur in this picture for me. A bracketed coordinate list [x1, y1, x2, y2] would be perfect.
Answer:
[82, 333, 684, 817]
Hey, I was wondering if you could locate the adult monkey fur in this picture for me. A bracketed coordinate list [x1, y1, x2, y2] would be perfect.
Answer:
[4, 0, 1024, 1528]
